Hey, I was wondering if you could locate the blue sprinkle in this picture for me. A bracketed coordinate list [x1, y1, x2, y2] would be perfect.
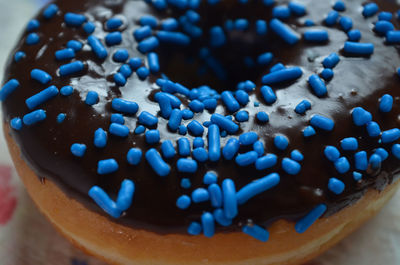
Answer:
[146, 148, 170, 176]
[178, 137, 191, 157]
[67, 40, 82, 52]
[106, 17, 123, 30]
[156, 31, 190, 46]
[344, 42, 374, 56]
[303, 126, 316, 137]
[221, 91, 240, 113]
[260, 85, 277, 104]
[209, 26, 226, 47]
[155, 93, 171, 119]
[355, 151, 368, 171]
[185, 10, 200, 23]
[272, 6, 291, 20]
[242, 225, 269, 242]
[339, 16, 353, 32]
[235, 90, 249, 106]
[59, 61, 84, 76]
[54, 114, 65, 126]
[193, 137, 204, 148]
[161, 18, 178, 31]
[310, 115, 334, 131]
[161, 140, 176, 159]
[304, 29, 329, 42]
[25, 85, 58, 109]
[239, 132, 258, 146]
[85, 91, 99, 105]
[88, 36, 108, 59]
[255, 154, 277, 170]
[208, 124, 220, 161]
[347, 29, 361, 42]
[210, 113, 239, 134]
[43, 4, 58, 19]
[321, 69, 334, 81]
[362, 3, 379, 18]
[324, 146, 340, 162]
[187, 120, 204, 136]
[60, 86, 73, 96]
[177, 158, 197, 173]
[147, 52, 160, 73]
[14, 51, 26, 62]
[282, 158, 301, 175]
[110, 114, 126, 125]
[295, 204, 327, 233]
[129, 58, 142, 70]
[113, 49, 129, 62]
[386, 30, 400, 44]
[304, 19, 315, 26]
[176, 195, 191, 209]
[235, 151, 258, 166]
[55, 48, 75, 61]
[134, 125, 146, 135]
[366, 121, 381, 137]
[145, 130, 160, 144]
[375, 148, 388, 161]
[325, 11, 339, 26]
[213, 208, 232, 226]
[334, 157, 350, 174]
[94, 128, 107, 148]
[97, 159, 119, 174]
[352, 107, 372, 126]
[295, 99, 311, 114]
[10, 117, 22, 130]
[255, 20, 268, 35]
[288, 2, 306, 16]
[237, 173, 280, 205]
[168, 109, 182, 131]
[203, 172, 217, 185]
[274, 135, 289, 150]
[201, 212, 215, 237]
[138, 111, 158, 127]
[134, 26, 152, 41]
[27, 19, 40, 32]
[189, 100, 204, 113]
[178, 125, 187, 135]
[392, 144, 400, 159]
[23, 109, 46, 125]
[193, 147, 208, 162]
[236, 111, 249, 122]
[308, 75, 327, 97]
[136, 67, 150, 80]
[70, 143, 86, 157]
[257, 52, 273, 66]
[187, 222, 202, 235]
[235, 18, 249, 30]
[328, 178, 345, 195]
[26, 33, 40, 45]
[322, 53, 340, 69]
[138, 36, 159, 54]
[262, 67, 303, 85]
[181, 109, 194, 120]
[256, 112, 269, 123]
[379, 94, 393, 113]
[181, 178, 191, 189]
[269, 18, 300, 45]
[222, 138, 240, 160]
[222, 179, 238, 219]
[382, 128, 400, 143]
[353, 171, 363, 181]
[262, 0, 275, 6]
[291, 150, 304, 161]
[139, 15, 158, 28]
[192, 188, 209, 203]
[208, 184, 222, 208]
[119, 64, 133, 78]
[333, 1, 345, 11]
[114, 73, 127, 86]
[378, 12, 393, 21]
[369, 154, 382, 169]
[64, 13, 86, 27]
[203, 98, 217, 111]
[375, 21, 394, 35]
[340, 137, 358, 151]
[109, 123, 129, 137]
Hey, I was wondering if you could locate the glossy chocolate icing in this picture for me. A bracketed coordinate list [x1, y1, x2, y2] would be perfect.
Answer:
[2, 0, 400, 234]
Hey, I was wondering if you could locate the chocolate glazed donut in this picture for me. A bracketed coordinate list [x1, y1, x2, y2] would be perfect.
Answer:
[2, 0, 400, 263]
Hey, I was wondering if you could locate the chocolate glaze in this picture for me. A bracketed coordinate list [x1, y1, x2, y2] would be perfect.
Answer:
[2, 0, 400, 234]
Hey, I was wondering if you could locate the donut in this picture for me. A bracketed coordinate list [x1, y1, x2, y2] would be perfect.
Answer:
[2, 0, 400, 264]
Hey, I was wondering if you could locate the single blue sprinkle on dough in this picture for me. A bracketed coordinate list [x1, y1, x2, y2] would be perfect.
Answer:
[303, 126, 316, 137]
[272, 6, 291, 20]
[146, 148, 171, 177]
[112, 98, 138, 115]
[295, 204, 327, 233]
[109, 123, 130, 138]
[137, 67, 150, 80]
[333, 1, 345, 11]
[386, 31, 400, 44]
[339, 16, 353, 32]
[328, 178, 345, 195]
[178, 137, 191, 157]
[192, 188, 209, 203]
[203, 172, 217, 185]
[85, 91, 99, 106]
[236, 110, 249, 122]
[379, 94, 393, 113]
[242, 225, 269, 242]
[255, 154, 277, 170]
[340, 137, 358, 151]
[322, 53, 340, 69]
[14, 51, 26, 62]
[255, 20, 268, 36]
[269, 18, 299, 45]
[140, 15, 158, 28]
[30, 69, 52, 85]
[189, 99, 204, 113]
[179, 125, 187, 135]
[181, 109, 194, 120]
[295, 99, 311, 114]
[369, 154, 382, 169]
[334, 157, 350, 174]
[161, 140, 176, 159]
[156, 31, 191, 46]
[210, 113, 239, 134]
[378, 12, 393, 21]
[94, 128, 107, 148]
[347, 29, 361, 42]
[262, 67, 303, 85]
[213, 208, 232, 226]
[193, 147, 208, 162]
[304, 19, 314, 27]
[282, 158, 301, 175]
[304, 29, 329, 42]
[119, 64, 132, 78]
[22, 109, 46, 125]
[106, 17, 123, 30]
[353, 171, 363, 181]
[176, 195, 191, 209]
[201, 212, 215, 238]
[288, 2, 306, 16]
[236, 173, 280, 205]
[381, 128, 400, 143]
[25, 85, 58, 110]
[343, 42, 374, 56]
[88, 36, 108, 59]
[355, 151, 368, 171]
[10, 117, 22, 130]
[64, 12, 87, 27]
[375, 21, 394, 35]
[105, 32, 122, 46]
[235, 151, 258, 166]
[145, 129, 160, 144]
[57, 113, 66, 123]
[234, 18, 249, 30]
[260, 85, 277, 104]
[113, 49, 129, 62]
[362, 3, 379, 18]
[187, 222, 202, 235]
[134, 25, 152, 41]
[352, 107, 372, 126]
[193, 137, 204, 148]
[187, 120, 204, 136]
[235, 90, 249, 106]
[177, 158, 198, 173]
[324, 146, 340, 162]
[27, 19, 40, 32]
[97, 159, 119, 174]
[256, 112, 269, 123]
[308, 75, 327, 97]
[222, 178, 238, 219]
[222, 138, 240, 160]
[239, 132, 258, 146]
[43, 4, 59, 20]
[291, 150, 304, 161]
[59, 61, 84, 76]
[208, 184, 222, 208]
[321, 68, 334, 81]
[392, 144, 400, 160]
[274, 135, 289, 150]
[67, 40, 82, 51]
[366, 121, 381, 137]
[257, 52, 273, 66]
[181, 178, 191, 189]
[55, 48, 75, 61]
[70, 143, 86, 157]
[375, 148, 389, 161]
[138, 36, 160, 54]
[26, 33, 40, 45]
[134, 125, 146, 135]
[161, 18, 178, 31]
[60, 86, 73, 96]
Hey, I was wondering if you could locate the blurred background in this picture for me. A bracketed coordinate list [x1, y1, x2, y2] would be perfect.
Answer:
[0, 0, 399, 264]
